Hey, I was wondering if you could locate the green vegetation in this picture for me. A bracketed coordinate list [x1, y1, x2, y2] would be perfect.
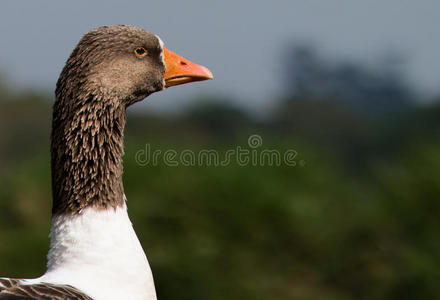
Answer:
[0, 49, 439, 299]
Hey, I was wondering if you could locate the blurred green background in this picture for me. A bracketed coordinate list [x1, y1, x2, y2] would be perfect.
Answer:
[1, 40, 439, 300]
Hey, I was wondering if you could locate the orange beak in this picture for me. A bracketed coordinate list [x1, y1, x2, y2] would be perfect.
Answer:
[163, 47, 213, 88]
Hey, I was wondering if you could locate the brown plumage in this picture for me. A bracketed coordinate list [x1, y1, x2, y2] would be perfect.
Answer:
[0, 278, 92, 300]
[51, 25, 166, 215]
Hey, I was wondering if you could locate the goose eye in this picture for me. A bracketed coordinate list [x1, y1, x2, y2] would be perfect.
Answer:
[135, 47, 147, 57]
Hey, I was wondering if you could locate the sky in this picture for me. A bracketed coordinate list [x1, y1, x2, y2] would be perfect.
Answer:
[0, 0, 439, 114]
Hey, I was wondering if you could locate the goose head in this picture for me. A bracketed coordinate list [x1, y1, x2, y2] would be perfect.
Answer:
[56, 25, 213, 107]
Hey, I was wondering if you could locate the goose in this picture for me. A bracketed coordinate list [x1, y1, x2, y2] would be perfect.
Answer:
[0, 25, 213, 300]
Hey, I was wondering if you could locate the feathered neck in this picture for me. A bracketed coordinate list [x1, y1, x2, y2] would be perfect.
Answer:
[50, 87, 127, 215]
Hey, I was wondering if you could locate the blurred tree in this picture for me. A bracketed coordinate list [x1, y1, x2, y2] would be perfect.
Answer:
[283, 44, 413, 114]
[184, 98, 252, 140]
[0, 71, 13, 102]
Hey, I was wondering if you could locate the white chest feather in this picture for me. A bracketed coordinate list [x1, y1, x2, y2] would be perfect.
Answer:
[32, 204, 157, 300]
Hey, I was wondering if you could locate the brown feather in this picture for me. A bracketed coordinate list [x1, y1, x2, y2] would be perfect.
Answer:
[0, 278, 93, 300]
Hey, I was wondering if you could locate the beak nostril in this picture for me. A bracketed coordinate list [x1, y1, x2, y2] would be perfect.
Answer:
[163, 47, 213, 87]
